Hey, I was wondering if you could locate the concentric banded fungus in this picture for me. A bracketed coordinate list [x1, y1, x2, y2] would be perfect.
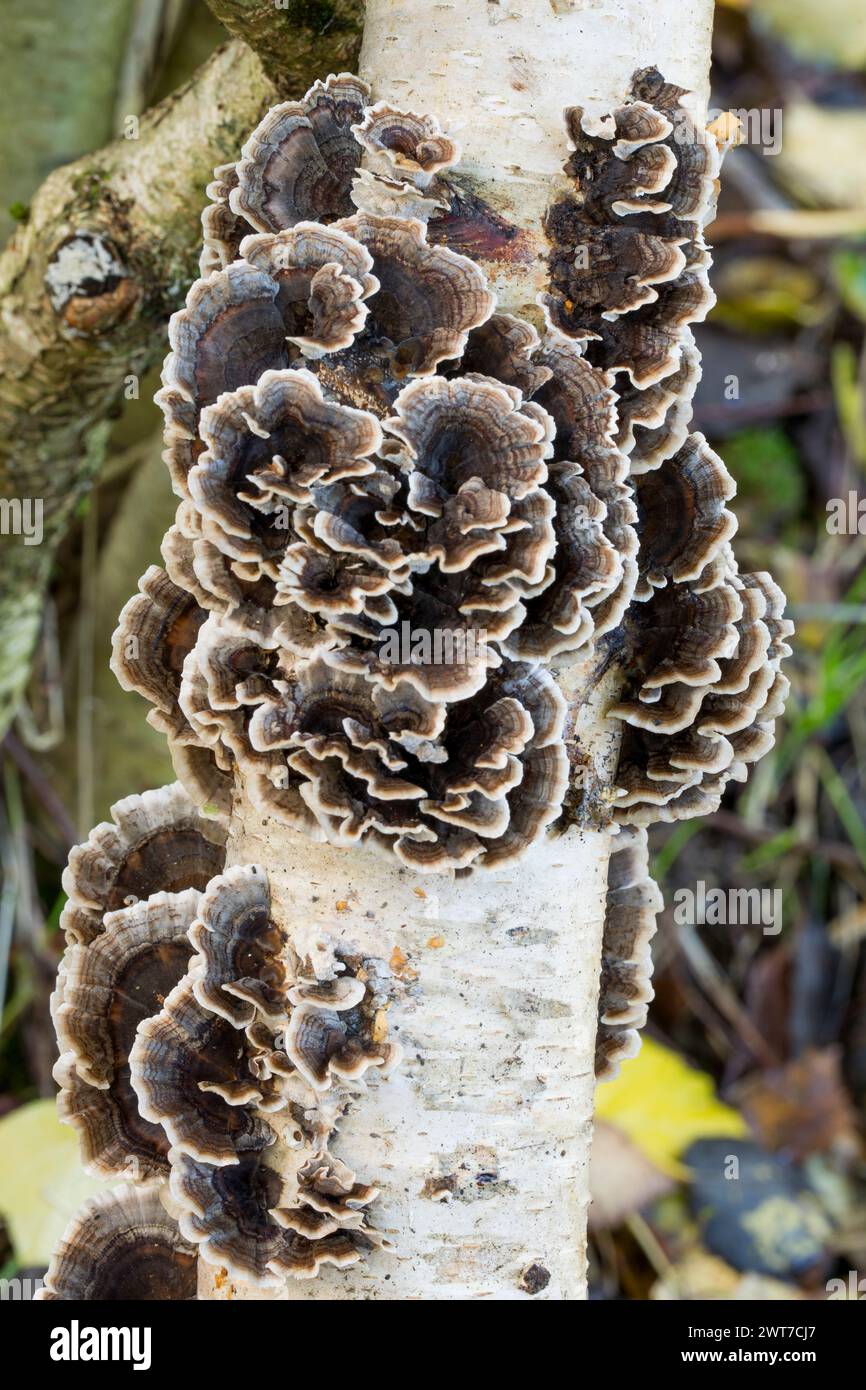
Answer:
[168, 1150, 380, 1284]
[36, 1186, 197, 1301]
[241, 224, 379, 357]
[45, 55, 794, 1299]
[332, 212, 495, 381]
[611, 570, 793, 825]
[200, 163, 252, 276]
[190, 366, 381, 573]
[633, 433, 736, 595]
[595, 828, 662, 1081]
[60, 782, 226, 945]
[285, 973, 402, 1089]
[53, 889, 198, 1180]
[112, 566, 206, 741]
[232, 74, 370, 234]
[543, 67, 718, 398]
[157, 260, 291, 499]
[190, 865, 287, 1027]
[352, 102, 460, 187]
[241, 655, 567, 871]
[130, 978, 276, 1164]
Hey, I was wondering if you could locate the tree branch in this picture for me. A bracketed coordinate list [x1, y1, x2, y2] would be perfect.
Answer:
[205, 0, 364, 93]
[0, 1, 364, 737]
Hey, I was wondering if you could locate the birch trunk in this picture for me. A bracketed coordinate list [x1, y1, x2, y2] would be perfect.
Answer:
[201, 0, 715, 1301]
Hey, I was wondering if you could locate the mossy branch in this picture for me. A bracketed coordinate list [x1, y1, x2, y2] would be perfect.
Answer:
[0, 1, 364, 737]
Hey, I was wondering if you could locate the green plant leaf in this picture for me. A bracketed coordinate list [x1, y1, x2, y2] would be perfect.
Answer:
[0, 1099, 107, 1266]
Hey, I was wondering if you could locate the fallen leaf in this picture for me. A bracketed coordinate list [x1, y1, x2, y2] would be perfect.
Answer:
[0, 1100, 107, 1267]
[589, 1120, 674, 1229]
[595, 1037, 748, 1178]
[734, 1048, 861, 1162]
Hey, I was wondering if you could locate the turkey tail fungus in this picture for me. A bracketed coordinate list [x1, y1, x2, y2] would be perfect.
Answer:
[45, 0, 791, 1300]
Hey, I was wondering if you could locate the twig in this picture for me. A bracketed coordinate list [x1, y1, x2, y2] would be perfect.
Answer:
[1, 735, 77, 851]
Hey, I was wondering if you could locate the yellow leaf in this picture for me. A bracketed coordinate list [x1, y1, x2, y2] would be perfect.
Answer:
[0, 1099, 107, 1266]
[595, 1038, 747, 1179]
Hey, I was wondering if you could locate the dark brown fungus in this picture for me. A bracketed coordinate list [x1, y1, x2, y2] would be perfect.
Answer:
[241, 223, 379, 357]
[111, 565, 206, 742]
[190, 865, 287, 1027]
[60, 782, 226, 945]
[232, 74, 370, 235]
[633, 433, 736, 596]
[130, 978, 276, 1165]
[36, 1186, 197, 1301]
[352, 102, 460, 187]
[595, 827, 662, 1080]
[156, 260, 290, 499]
[200, 162, 254, 276]
[53, 890, 198, 1180]
[334, 211, 495, 378]
[190, 366, 381, 573]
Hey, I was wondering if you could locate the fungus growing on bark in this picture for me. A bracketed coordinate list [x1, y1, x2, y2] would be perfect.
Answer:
[332, 211, 496, 382]
[167, 1149, 382, 1284]
[240, 224, 379, 357]
[232, 74, 370, 234]
[130, 978, 277, 1164]
[60, 783, 226, 945]
[352, 102, 460, 187]
[44, 40, 793, 1301]
[112, 566, 207, 742]
[52, 889, 199, 1180]
[595, 828, 663, 1081]
[190, 865, 287, 1026]
[36, 1186, 197, 1301]
[200, 163, 252, 276]
[543, 67, 718, 398]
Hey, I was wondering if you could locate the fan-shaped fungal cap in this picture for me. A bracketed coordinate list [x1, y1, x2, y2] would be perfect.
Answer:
[130, 978, 276, 1165]
[238, 654, 568, 872]
[190, 366, 381, 573]
[335, 212, 495, 379]
[60, 782, 226, 945]
[616, 332, 701, 472]
[190, 865, 287, 1027]
[36, 1186, 196, 1301]
[532, 339, 638, 639]
[611, 567, 793, 826]
[241, 223, 378, 357]
[168, 1151, 376, 1285]
[111, 565, 206, 741]
[156, 260, 289, 498]
[459, 314, 553, 399]
[284, 996, 401, 1092]
[53, 890, 199, 1181]
[633, 433, 736, 595]
[544, 72, 718, 391]
[200, 162, 253, 276]
[353, 102, 460, 187]
[232, 74, 369, 235]
[612, 571, 743, 729]
[349, 166, 449, 221]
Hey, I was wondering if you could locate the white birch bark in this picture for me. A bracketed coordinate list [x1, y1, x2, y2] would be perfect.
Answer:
[201, 0, 715, 1301]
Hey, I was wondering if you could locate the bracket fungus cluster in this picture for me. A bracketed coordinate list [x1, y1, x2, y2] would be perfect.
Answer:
[44, 67, 791, 1296]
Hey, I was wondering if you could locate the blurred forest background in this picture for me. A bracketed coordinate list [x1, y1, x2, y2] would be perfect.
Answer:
[1, 0, 866, 1299]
